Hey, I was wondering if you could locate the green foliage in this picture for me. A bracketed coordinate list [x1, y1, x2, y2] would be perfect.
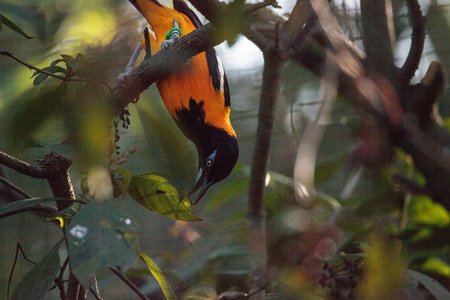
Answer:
[10, 239, 62, 300]
[67, 199, 139, 288]
[410, 196, 450, 227]
[0, 3, 46, 41]
[128, 174, 202, 222]
[139, 251, 176, 300]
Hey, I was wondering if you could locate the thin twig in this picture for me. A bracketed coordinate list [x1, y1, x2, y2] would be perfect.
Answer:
[109, 267, 150, 300]
[0, 49, 87, 82]
[7, 243, 36, 300]
[53, 256, 69, 300]
[89, 273, 103, 300]
[0, 175, 33, 198]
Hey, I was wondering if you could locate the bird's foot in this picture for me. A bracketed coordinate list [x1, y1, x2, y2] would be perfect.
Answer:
[117, 67, 132, 88]
[161, 27, 181, 52]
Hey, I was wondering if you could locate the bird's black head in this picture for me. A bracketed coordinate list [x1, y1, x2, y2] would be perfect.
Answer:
[188, 126, 239, 204]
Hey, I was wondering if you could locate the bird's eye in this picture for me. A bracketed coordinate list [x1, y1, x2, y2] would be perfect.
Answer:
[206, 149, 217, 170]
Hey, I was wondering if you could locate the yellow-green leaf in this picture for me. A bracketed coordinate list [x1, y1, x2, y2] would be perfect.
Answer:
[128, 174, 202, 222]
[139, 251, 176, 300]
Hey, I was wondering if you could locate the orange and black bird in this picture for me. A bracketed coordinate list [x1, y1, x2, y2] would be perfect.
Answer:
[125, 0, 239, 203]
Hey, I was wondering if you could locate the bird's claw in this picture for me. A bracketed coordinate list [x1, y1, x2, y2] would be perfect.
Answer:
[117, 67, 132, 88]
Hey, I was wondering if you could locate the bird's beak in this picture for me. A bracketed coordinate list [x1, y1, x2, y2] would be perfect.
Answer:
[188, 168, 214, 204]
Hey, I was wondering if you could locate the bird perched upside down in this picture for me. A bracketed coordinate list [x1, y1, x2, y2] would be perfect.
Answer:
[123, 0, 239, 203]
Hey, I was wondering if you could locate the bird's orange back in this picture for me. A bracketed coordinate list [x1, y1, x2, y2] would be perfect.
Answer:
[130, 0, 236, 138]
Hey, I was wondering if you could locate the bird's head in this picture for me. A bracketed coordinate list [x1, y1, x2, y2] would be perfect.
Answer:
[188, 128, 238, 204]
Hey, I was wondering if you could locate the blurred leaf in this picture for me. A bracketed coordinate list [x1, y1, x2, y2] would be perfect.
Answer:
[183, 287, 217, 300]
[422, 257, 450, 277]
[139, 251, 176, 300]
[203, 176, 248, 213]
[357, 235, 405, 300]
[67, 199, 139, 288]
[408, 269, 450, 300]
[0, 198, 60, 218]
[0, 3, 46, 42]
[136, 104, 196, 187]
[410, 196, 450, 227]
[2, 83, 66, 152]
[314, 156, 346, 185]
[128, 174, 202, 222]
[0, 13, 33, 39]
[10, 239, 62, 300]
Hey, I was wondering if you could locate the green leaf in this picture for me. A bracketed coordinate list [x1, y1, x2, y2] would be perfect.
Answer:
[0, 3, 47, 42]
[0, 13, 33, 39]
[67, 199, 139, 288]
[422, 257, 450, 277]
[46, 202, 82, 228]
[128, 174, 202, 222]
[10, 239, 62, 300]
[408, 269, 450, 300]
[111, 168, 132, 195]
[0, 198, 58, 218]
[139, 251, 176, 300]
[410, 196, 450, 227]
[33, 72, 49, 86]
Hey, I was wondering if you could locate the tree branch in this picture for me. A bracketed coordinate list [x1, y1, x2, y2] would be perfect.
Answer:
[360, 0, 397, 83]
[0, 151, 47, 178]
[398, 0, 426, 88]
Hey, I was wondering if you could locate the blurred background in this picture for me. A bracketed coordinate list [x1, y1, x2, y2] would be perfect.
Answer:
[1, 0, 450, 299]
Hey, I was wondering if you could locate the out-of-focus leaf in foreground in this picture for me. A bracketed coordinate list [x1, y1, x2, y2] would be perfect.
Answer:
[67, 199, 139, 288]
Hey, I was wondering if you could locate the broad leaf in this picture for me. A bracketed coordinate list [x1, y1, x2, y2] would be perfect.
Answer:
[10, 239, 62, 300]
[408, 269, 450, 300]
[128, 174, 202, 222]
[67, 199, 139, 288]
[139, 252, 176, 300]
